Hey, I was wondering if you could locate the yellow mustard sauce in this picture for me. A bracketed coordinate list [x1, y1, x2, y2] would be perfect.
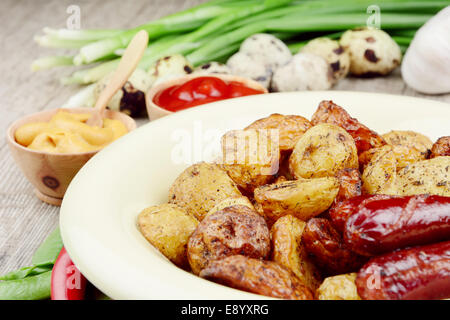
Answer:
[15, 111, 128, 153]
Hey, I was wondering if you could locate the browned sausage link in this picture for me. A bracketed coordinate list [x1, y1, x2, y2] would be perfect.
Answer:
[430, 136, 450, 158]
[344, 194, 450, 256]
[199, 255, 314, 300]
[310, 100, 386, 154]
[302, 218, 368, 276]
[356, 240, 450, 300]
[334, 168, 362, 203]
[328, 194, 392, 234]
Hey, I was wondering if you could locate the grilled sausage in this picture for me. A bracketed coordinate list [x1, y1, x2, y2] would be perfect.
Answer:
[430, 136, 450, 158]
[344, 194, 450, 256]
[310, 100, 386, 154]
[334, 168, 362, 203]
[302, 218, 367, 276]
[328, 194, 391, 234]
[356, 240, 450, 300]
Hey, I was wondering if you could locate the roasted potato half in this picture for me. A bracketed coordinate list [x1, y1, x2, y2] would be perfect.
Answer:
[271, 215, 322, 291]
[254, 177, 339, 224]
[220, 129, 280, 193]
[317, 273, 361, 300]
[137, 204, 198, 269]
[289, 123, 358, 179]
[396, 156, 450, 196]
[245, 113, 312, 152]
[205, 196, 255, 219]
[361, 145, 398, 195]
[200, 255, 314, 300]
[430, 136, 450, 158]
[382, 130, 432, 168]
[168, 162, 241, 221]
[187, 205, 270, 275]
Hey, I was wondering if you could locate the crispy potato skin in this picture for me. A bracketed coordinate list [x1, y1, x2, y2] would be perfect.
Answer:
[302, 218, 367, 276]
[220, 129, 280, 193]
[358, 147, 380, 172]
[276, 152, 295, 180]
[317, 273, 361, 300]
[187, 205, 270, 275]
[396, 156, 450, 196]
[254, 177, 339, 224]
[311, 100, 385, 154]
[169, 162, 241, 221]
[430, 136, 450, 158]
[205, 196, 255, 219]
[138, 204, 198, 269]
[335, 168, 362, 203]
[382, 130, 432, 168]
[245, 113, 312, 152]
[289, 123, 358, 179]
[200, 255, 314, 300]
[271, 215, 322, 291]
[361, 145, 398, 195]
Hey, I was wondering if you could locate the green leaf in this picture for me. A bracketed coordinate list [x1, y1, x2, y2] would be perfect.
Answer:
[0, 264, 53, 281]
[0, 271, 52, 300]
[31, 227, 63, 266]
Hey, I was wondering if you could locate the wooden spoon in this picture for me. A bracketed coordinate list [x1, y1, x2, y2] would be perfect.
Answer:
[87, 30, 149, 127]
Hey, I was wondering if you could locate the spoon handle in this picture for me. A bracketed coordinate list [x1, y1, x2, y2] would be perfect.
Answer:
[94, 30, 149, 112]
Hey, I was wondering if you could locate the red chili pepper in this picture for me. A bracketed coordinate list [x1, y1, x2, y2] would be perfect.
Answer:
[51, 247, 87, 300]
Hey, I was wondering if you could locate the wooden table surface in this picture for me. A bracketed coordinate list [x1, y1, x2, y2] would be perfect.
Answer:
[1, 0, 449, 276]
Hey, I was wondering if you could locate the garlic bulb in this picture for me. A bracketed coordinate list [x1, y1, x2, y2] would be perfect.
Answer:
[401, 6, 450, 94]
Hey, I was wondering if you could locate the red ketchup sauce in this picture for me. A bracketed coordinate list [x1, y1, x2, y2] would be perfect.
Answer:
[153, 76, 265, 112]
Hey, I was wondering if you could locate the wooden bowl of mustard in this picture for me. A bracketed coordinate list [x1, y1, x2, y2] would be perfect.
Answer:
[7, 107, 136, 206]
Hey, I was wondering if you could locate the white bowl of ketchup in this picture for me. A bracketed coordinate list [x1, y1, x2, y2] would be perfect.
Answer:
[146, 74, 268, 120]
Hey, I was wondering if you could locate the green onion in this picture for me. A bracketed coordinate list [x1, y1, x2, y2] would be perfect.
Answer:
[73, 0, 264, 65]
[265, 14, 432, 32]
[31, 0, 449, 85]
[392, 36, 414, 46]
[31, 55, 75, 71]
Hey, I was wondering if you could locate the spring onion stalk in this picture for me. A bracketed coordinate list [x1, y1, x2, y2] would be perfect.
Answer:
[62, 33, 219, 84]
[73, 0, 267, 65]
[266, 14, 432, 32]
[392, 36, 413, 46]
[33, 35, 93, 49]
[42, 27, 123, 41]
[226, 0, 447, 31]
[31, 55, 75, 71]
[287, 41, 307, 54]
[33, 0, 449, 85]
[63, 1, 292, 83]
[61, 83, 97, 108]
[390, 30, 417, 37]
[187, 13, 430, 66]
[187, 22, 268, 65]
